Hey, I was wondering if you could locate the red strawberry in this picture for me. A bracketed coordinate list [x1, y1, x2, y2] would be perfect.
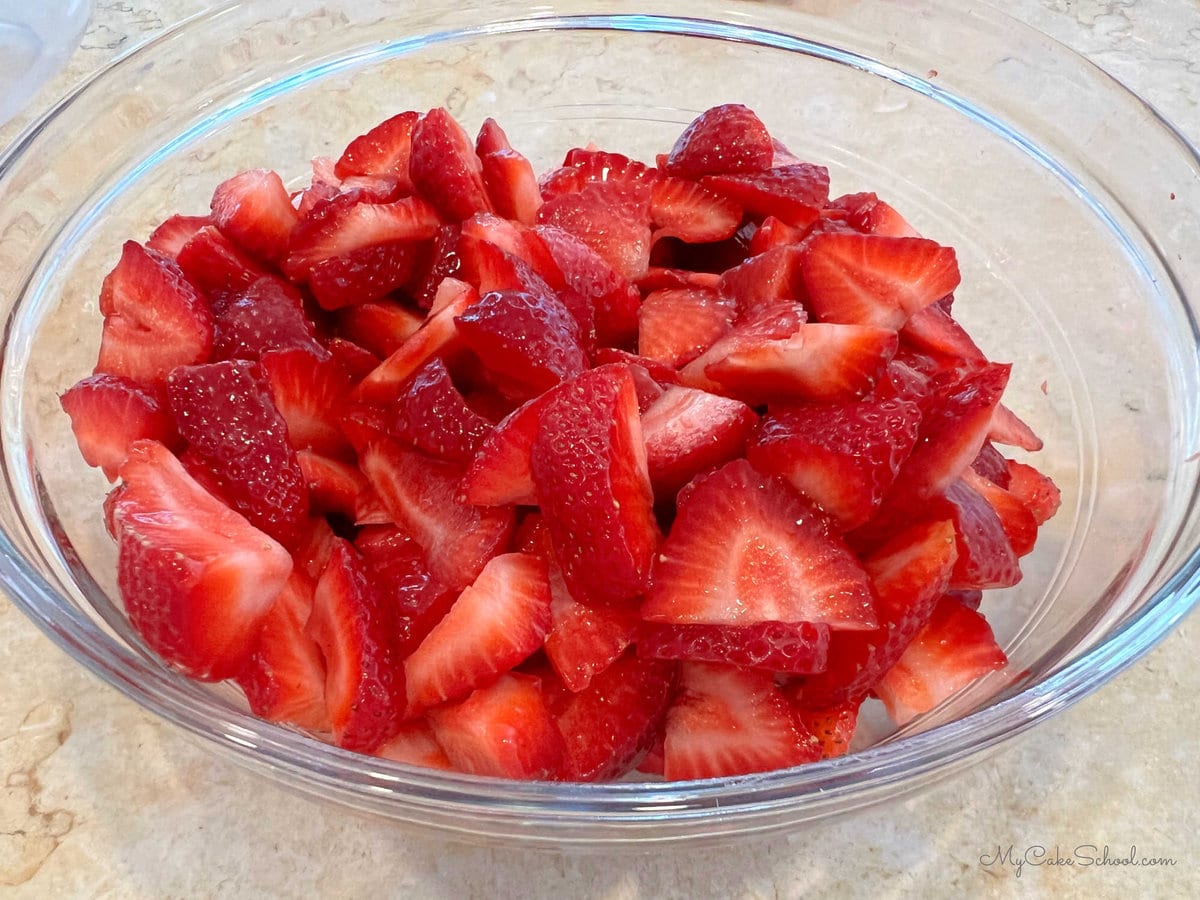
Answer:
[258, 347, 354, 459]
[147, 214, 210, 258]
[637, 287, 735, 368]
[664, 104, 774, 179]
[874, 594, 1007, 725]
[210, 169, 300, 266]
[428, 672, 566, 779]
[335, 110, 420, 186]
[550, 652, 676, 781]
[701, 163, 831, 229]
[166, 359, 310, 548]
[110, 440, 293, 681]
[747, 396, 922, 530]
[640, 385, 757, 498]
[476, 119, 542, 226]
[648, 177, 742, 244]
[791, 697, 861, 758]
[970, 441, 1011, 488]
[988, 402, 1043, 452]
[412, 224, 463, 309]
[663, 663, 820, 780]
[801, 232, 960, 329]
[308, 240, 427, 311]
[390, 357, 493, 462]
[962, 467, 1038, 557]
[637, 621, 830, 674]
[748, 215, 804, 254]
[327, 337, 380, 382]
[634, 267, 722, 293]
[374, 721, 453, 770]
[537, 181, 652, 281]
[306, 539, 406, 751]
[542, 148, 659, 199]
[96, 241, 214, 390]
[900, 302, 986, 364]
[292, 515, 336, 582]
[531, 365, 659, 606]
[460, 389, 555, 506]
[717, 245, 806, 319]
[335, 299, 423, 359]
[838, 193, 921, 238]
[678, 303, 804, 395]
[61, 373, 178, 480]
[236, 570, 330, 732]
[939, 478, 1023, 590]
[296, 450, 370, 520]
[641, 459, 877, 629]
[409, 107, 493, 221]
[176, 225, 270, 297]
[404, 552, 553, 712]
[1005, 460, 1061, 525]
[355, 525, 455, 656]
[212, 277, 324, 361]
[590, 348, 681, 388]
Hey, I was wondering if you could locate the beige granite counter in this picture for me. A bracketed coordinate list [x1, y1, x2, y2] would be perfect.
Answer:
[0, 1, 1197, 897]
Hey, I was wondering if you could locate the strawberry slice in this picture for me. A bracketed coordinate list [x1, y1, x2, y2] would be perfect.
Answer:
[459, 389, 553, 506]
[791, 697, 861, 758]
[701, 163, 831, 229]
[717, 245, 806, 319]
[970, 441, 1011, 487]
[404, 552, 553, 712]
[988, 402, 1044, 452]
[96, 241, 214, 391]
[292, 515, 336, 582]
[335, 110, 419, 186]
[537, 181, 652, 281]
[210, 169, 300, 266]
[801, 232, 961, 329]
[236, 570, 330, 732]
[476, 119, 542, 225]
[306, 538, 406, 751]
[648, 178, 742, 244]
[634, 267, 722, 293]
[374, 721, 453, 770]
[409, 107, 493, 222]
[962, 467, 1038, 557]
[531, 365, 659, 606]
[664, 104, 774, 179]
[550, 652, 676, 781]
[212, 276, 325, 361]
[1005, 460, 1061, 525]
[428, 672, 566, 779]
[167, 359, 310, 549]
[176, 225, 270, 297]
[939, 479, 1023, 590]
[541, 147, 659, 199]
[335, 299, 423, 359]
[831, 192, 922, 238]
[308, 240, 427, 311]
[110, 440, 293, 681]
[663, 663, 821, 780]
[147, 214, 210, 258]
[637, 287, 735, 368]
[641, 459, 877, 629]
[60, 373, 178, 481]
[390, 357, 493, 463]
[296, 450, 371, 521]
[747, 396, 922, 530]
[747, 215, 804, 254]
[640, 385, 756, 498]
[412, 224, 464, 309]
[874, 594, 1007, 725]
[259, 347, 355, 459]
[636, 621, 830, 674]
[355, 525, 455, 656]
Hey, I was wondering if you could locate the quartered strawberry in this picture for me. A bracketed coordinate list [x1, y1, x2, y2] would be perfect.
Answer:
[664, 104, 774, 179]
[409, 107, 493, 222]
[531, 365, 659, 606]
[306, 538, 406, 752]
[542, 147, 659, 199]
[335, 110, 420, 186]
[335, 299, 423, 359]
[236, 570, 330, 732]
[110, 440, 293, 681]
[900, 302, 987, 365]
[412, 224, 464, 309]
[1005, 459, 1061, 525]
[962, 467, 1038, 557]
[389, 357, 493, 462]
[641, 459, 877, 629]
[259, 347, 354, 459]
[537, 181, 652, 281]
[701, 163, 831, 229]
[296, 450, 371, 521]
[292, 515, 336, 582]
[147, 214, 210, 258]
[663, 663, 821, 780]
[831, 192, 922, 239]
[748, 215, 804, 254]
[428, 672, 566, 779]
[550, 652, 676, 781]
[640, 385, 756, 498]
[167, 359, 310, 549]
[648, 178, 743, 244]
[96, 241, 214, 391]
[747, 396, 922, 530]
[327, 337, 381, 382]
[801, 232, 961, 329]
[717, 245, 806, 319]
[637, 287, 735, 368]
[60, 373, 178, 481]
[404, 552, 553, 712]
[634, 267, 722, 293]
[874, 593, 1007, 725]
[970, 441, 1011, 488]
[459, 388, 554, 506]
[176, 225, 270, 297]
[477, 119, 542, 226]
[308, 240, 427, 311]
[355, 525, 456, 656]
[210, 169, 300, 266]
[373, 721, 453, 770]
[988, 402, 1044, 452]
[678, 303, 805, 394]
[938, 478, 1023, 590]
[212, 276, 325, 361]
[790, 697, 861, 758]
[637, 620, 830, 674]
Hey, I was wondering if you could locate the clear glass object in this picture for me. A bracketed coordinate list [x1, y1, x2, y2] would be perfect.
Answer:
[0, 0, 91, 126]
[0, 0, 1196, 848]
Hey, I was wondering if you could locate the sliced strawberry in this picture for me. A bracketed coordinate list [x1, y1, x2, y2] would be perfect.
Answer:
[374, 720, 452, 770]
[717, 245, 806, 319]
[1005, 460, 1061, 525]
[111, 440, 293, 681]
[590, 348, 680, 387]
[634, 267, 722, 293]
[308, 240, 427, 311]
[327, 337, 380, 382]
[791, 697, 860, 758]
[939, 479, 1023, 590]
[176, 225, 270, 297]
[477, 119, 542, 225]
[404, 552, 553, 712]
[701, 163, 831, 229]
[678, 304, 806, 397]
[640, 385, 756, 498]
[428, 672, 566, 779]
[637, 287, 735, 368]
[355, 525, 456, 656]
[970, 441, 1011, 488]
[801, 232, 960, 329]
[296, 450, 370, 520]
[664, 104, 774, 179]
[550, 652, 675, 781]
[61, 373, 178, 481]
[962, 467, 1038, 557]
[542, 147, 659, 199]
[460, 389, 555, 506]
[641, 459, 877, 629]
[335, 299, 423, 359]
[292, 514, 336, 582]
[210, 169, 299, 266]
[259, 347, 354, 459]
[236, 570, 330, 732]
[95, 241, 214, 390]
[212, 276, 324, 361]
[409, 107, 492, 221]
[147, 214, 210, 258]
[900, 302, 986, 364]
[412, 224, 464, 309]
[648, 177, 742, 244]
[306, 539, 405, 751]
[167, 359, 309, 548]
[335, 110, 419, 186]
[537, 181, 652, 281]
[874, 594, 1007, 725]
[531, 365, 659, 606]
[637, 621, 829, 674]
[390, 357, 493, 462]
[989, 403, 1044, 452]
[663, 663, 820, 780]
[747, 396, 922, 530]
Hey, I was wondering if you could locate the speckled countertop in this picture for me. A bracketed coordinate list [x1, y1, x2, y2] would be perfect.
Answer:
[1, 1, 1197, 897]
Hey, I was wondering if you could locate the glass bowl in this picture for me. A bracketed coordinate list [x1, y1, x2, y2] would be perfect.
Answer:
[1, 0, 1197, 848]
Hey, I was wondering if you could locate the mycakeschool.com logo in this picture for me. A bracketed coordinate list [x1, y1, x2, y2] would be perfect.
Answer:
[979, 844, 1178, 878]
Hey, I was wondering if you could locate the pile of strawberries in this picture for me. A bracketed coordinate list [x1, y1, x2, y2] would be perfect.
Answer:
[61, 104, 1060, 782]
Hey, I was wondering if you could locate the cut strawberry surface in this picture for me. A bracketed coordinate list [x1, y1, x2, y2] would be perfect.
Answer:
[335, 299, 423, 359]
[637, 287, 735, 368]
[663, 663, 821, 781]
[409, 107, 493, 222]
[748, 215, 804, 254]
[1005, 460, 1062, 525]
[938, 478, 1023, 590]
[717, 245, 806, 319]
[791, 697, 861, 759]
[900, 302, 986, 364]
[335, 110, 419, 185]
[177, 225, 270, 297]
[212, 276, 324, 361]
[701, 163, 831, 229]
[962, 467, 1038, 557]
[640, 385, 756, 498]
[211, 169, 299, 266]
[664, 104, 774, 180]
[649, 177, 742, 244]
[479, 141, 542, 226]
[637, 621, 830, 674]
[641, 459, 877, 630]
[988, 402, 1044, 452]
[259, 347, 354, 459]
[459, 388, 553, 506]
[537, 181, 652, 281]
[147, 214, 210, 258]
[111, 440, 293, 681]
[308, 239, 426, 311]
[374, 721, 452, 770]
[296, 450, 371, 521]
[355, 525, 455, 657]
[61, 373, 178, 481]
[390, 357, 493, 463]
